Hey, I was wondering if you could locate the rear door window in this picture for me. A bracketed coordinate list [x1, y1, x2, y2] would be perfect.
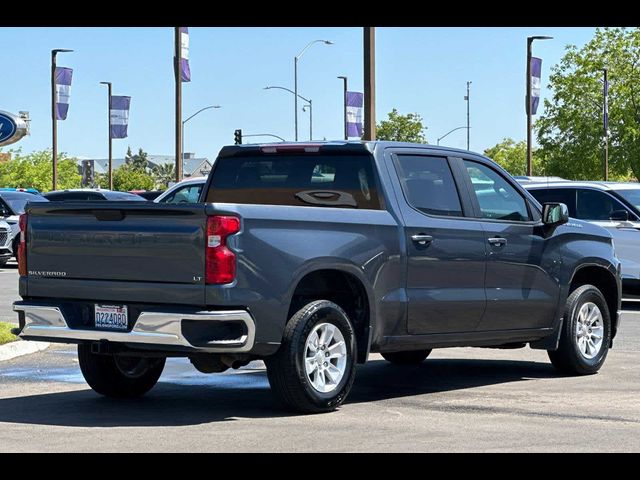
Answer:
[207, 155, 381, 209]
[393, 155, 463, 217]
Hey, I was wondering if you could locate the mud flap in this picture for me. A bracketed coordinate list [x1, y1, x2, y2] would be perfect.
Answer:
[530, 318, 563, 351]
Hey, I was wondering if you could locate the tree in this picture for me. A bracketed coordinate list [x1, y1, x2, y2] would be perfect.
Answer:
[537, 27, 640, 181]
[0, 148, 81, 192]
[152, 163, 175, 189]
[125, 146, 149, 172]
[376, 109, 427, 143]
[113, 163, 155, 191]
[484, 138, 544, 176]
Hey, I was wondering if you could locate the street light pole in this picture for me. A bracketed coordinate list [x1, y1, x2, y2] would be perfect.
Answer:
[603, 68, 609, 181]
[100, 82, 113, 190]
[302, 100, 313, 140]
[175, 27, 183, 183]
[337, 76, 348, 140]
[437, 126, 468, 146]
[264, 86, 312, 141]
[465, 81, 471, 150]
[526, 35, 553, 176]
[363, 27, 376, 141]
[181, 105, 221, 175]
[294, 39, 333, 141]
[51, 48, 73, 191]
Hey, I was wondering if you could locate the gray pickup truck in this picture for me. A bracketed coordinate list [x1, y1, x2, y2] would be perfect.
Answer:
[13, 142, 622, 413]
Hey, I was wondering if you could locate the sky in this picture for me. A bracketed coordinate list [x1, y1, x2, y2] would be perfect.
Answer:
[0, 27, 599, 161]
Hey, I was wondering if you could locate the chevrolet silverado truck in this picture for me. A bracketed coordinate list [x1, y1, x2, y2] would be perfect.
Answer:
[13, 142, 622, 413]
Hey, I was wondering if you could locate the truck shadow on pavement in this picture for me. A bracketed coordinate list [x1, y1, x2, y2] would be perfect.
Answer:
[0, 358, 558, 427]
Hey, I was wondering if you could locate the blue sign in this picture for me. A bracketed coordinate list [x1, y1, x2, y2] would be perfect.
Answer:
[0, 112, 17, 143]
[0, 110, 28, 147]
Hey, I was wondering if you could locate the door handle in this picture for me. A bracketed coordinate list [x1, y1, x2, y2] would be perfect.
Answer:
[411, 234, 433, 245]
[488, 237, 507, 246]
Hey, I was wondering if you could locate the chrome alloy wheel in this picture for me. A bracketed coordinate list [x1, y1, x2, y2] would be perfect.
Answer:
[575, 302, 604, 360]
[304, 322, 347, 393]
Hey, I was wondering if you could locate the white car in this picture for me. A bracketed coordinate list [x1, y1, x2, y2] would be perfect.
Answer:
[154, 177, 207, 204]
[0, 219, 12, 267]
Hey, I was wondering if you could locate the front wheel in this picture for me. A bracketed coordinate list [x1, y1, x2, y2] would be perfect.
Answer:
[78, 344, 166, 398]
[265, 300, 357, 413]
[548, 284, 611, 375]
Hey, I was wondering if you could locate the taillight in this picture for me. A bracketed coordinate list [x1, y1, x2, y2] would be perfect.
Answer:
[205, 215, 240, 284]
[18, 213, 27, 276]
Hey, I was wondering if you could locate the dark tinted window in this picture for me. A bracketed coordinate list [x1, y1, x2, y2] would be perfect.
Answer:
[527, 188, 577, 217]
[104, 192, 147, 201]
[576, 189, 627, 221]
[394, 155, 463, 217]
[45, 192, 92, 201]
[207, 155, 381, 209]
[464, 160, 530, 222]
[0, 192, 47, 214]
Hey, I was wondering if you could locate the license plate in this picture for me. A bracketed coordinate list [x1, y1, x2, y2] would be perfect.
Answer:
[95, 304, 128, 331]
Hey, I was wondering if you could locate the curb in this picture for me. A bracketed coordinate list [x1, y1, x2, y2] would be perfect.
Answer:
[0, 340, 50, 362]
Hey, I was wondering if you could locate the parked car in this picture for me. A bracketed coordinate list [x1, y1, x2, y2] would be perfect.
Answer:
[44, 189, 147, 202]
[0, 219, 12, 267]
[153, 177, 206, 204]
[0, 187, 41, 194]
[0, 190, 48, 263]
[523, 181, 640, 295]
[129, 190, 165, 201]
[14, 142, 621, 413]
[513, 176, 566, 184]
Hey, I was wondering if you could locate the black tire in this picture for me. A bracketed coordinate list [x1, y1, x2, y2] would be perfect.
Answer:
[381, 349, 432, 365]
[548, 284, 611, 375]
[265, 300, 357, 414]
[78, 344, 165, 398]
[0, 259, 7, 268]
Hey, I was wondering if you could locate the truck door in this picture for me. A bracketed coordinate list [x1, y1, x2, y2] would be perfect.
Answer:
[460, 159, 559, 331]
[386, 151, 487, 334]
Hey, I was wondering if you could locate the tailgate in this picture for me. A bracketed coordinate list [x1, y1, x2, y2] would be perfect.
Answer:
[25, 202, 206, 284]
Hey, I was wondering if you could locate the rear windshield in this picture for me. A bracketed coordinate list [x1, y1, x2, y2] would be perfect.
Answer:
[206, 155, 382, 209]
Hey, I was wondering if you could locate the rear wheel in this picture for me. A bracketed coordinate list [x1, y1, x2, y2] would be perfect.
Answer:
[78, 344, 165, 398]
[381, 349, 432, 365]
[548, 284, 611, 375]
[265, 300, 357, 413]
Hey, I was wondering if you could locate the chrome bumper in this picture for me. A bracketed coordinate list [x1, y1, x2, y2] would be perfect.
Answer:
[13, 303, 256, 353]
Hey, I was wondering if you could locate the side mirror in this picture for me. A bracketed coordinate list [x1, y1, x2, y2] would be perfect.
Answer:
[542, 202, 569, 228]
[610, 209, 630, 222]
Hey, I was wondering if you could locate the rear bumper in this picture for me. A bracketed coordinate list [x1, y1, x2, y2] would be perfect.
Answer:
[13, 302, 256, 353]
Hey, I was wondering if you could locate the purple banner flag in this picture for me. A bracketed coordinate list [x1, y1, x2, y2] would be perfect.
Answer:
[530, 57, 542, 115]
[179, 27, 191, 82]
[55, 67, 73, 120]
[603, 76, 609, 133]
[346, 91, 364, 138]
[110, 96, 131, 139]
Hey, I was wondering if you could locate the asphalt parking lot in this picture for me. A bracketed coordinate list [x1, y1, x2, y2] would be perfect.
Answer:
[1, 264, 639, 452]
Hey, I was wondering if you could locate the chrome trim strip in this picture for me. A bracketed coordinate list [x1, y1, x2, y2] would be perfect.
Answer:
[13, 304, 256, 353]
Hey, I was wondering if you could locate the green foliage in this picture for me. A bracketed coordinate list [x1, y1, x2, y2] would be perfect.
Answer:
[125, 146, 149, 172]
[0, 148, 81, 192]
[0, 322, 18, 345]
[376, 109, 428, 143]
[537, 27, 640, 181]
[152, 163, 175, 189]
[484, 138, 544, 176]
[113, 163, 155, 191]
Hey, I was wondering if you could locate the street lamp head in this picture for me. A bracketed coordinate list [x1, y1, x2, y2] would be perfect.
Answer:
[324, 40, 334, 45]
[528, 35, 553, 41]
[99, 81, 111, 86]
[337, 76, 347, 80]
[52, 49, 74, 53]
